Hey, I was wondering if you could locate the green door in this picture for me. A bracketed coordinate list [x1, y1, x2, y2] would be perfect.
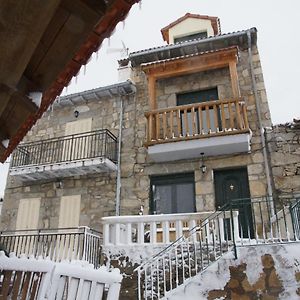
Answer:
[214, 168, 254, 238]
[177, 88, 221, 135]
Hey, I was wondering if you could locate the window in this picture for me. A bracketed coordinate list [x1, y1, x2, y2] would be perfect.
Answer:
[174, 31, 208, 44]
[150, 173, 195, 214]
[177, 87, 221, 135]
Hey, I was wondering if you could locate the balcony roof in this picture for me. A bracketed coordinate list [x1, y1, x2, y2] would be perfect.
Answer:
[53, 80, 136, 107]
[119, 27, 257, 68]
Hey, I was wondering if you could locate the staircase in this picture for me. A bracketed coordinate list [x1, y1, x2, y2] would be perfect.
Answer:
[135, 197, 300, 299]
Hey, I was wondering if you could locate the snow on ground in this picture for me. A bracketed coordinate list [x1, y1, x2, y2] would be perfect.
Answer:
[163, 243, 300, 300]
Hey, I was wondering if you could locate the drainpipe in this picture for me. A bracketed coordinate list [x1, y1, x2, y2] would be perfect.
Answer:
[115, 96, 123, 216]
[247, 31, 273, 206]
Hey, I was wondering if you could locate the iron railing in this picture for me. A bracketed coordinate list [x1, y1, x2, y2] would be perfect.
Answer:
[135, 197, 300, 299]
[0, 226, 102, 268]
[11, 129, 117, 167]
[290, 198, 300, 240]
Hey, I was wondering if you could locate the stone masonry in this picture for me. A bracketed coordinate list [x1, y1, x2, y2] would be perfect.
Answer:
[1, 44, 274, 232]
[266, 120, 300, 200]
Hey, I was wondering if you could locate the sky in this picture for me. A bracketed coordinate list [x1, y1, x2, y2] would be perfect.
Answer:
[0, 0, 299, 196]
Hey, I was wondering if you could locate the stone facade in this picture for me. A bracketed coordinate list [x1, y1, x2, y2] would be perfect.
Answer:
[1, 92, 127, 230]
[266, 120, 300, 200]
[1, 43, 274, 231]
[120, 46, 272, 216]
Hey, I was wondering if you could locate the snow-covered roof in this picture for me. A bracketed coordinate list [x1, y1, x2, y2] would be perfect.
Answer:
[119, 27, 257, 68]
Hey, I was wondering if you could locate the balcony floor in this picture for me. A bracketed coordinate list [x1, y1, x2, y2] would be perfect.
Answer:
[148, 132, 252, 162]
[10, 157, 117, 181]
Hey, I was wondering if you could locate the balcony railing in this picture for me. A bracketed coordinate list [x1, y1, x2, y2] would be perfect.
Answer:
[135, 197, 300, 299]
[11, 129, 117, 168]
[0, 226, 102, 267]
[102, 211, 239, 246]
[145, 98, 249, 146]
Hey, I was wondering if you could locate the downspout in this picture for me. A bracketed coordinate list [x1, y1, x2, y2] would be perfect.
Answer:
[247, 31, 273, 204]
[115, 95, 123, 216]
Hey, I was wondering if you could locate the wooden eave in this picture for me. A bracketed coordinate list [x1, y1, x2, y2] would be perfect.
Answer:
[0, 0, 139, 163]
[141, 47, 238, 79]
[142, 47, 240, 111]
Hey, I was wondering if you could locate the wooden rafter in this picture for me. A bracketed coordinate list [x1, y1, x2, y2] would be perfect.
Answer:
[142, 47, 240, 110]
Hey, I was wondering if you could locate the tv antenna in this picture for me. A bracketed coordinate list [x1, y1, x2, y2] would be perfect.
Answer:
[106, 40, 129, 58]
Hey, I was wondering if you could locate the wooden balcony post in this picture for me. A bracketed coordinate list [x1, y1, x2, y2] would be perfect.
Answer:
[229, 60, 240, 99]
[148, 75, 157, 110]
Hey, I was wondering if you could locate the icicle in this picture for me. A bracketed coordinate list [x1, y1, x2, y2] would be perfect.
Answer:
[83, 64, 87, 76]
[139, 0, 142, 10]
[75, 75, 78, 84]
[96, 50, 99, 61]
[108, 37, 111, 47]
[122, 19, 125, 29]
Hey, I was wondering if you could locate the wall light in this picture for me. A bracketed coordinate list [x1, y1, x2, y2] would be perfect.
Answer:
[200, 152, 207, 174]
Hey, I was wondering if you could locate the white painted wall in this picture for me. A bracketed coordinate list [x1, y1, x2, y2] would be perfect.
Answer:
[169, 18, 215, 43]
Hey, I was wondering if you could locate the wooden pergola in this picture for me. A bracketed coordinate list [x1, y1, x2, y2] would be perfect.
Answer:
[0, 0, 139, 163]
[142, 46, 240, 110]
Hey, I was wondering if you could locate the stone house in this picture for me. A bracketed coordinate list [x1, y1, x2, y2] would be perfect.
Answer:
[1, 13, 300, 299]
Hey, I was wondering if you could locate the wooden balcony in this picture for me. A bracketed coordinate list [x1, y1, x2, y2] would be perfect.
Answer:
[145, 98, 251, 162]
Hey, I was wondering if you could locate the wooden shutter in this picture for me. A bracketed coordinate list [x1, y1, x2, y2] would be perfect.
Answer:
[58, 195, 81, 228]
[63, 118, 92, 160]
[16, 198, 40, 230]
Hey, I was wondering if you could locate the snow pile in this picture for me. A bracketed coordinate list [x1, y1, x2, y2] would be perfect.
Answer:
[103, 244, 167, 265]
[163, 243, 300, 300]
[0, 251, 123, 299]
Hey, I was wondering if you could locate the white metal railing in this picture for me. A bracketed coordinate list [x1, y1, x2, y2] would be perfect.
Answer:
[0, 226, 102, 267]
[134, 209, 240, 299]
[134, 197, 300, 299]
[102, 211, 240, 246]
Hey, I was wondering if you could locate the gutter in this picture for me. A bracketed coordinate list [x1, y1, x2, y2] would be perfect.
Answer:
[247, 30, 273, 203]
[128, 27, 257, 66]
[115, 84, 137, 216]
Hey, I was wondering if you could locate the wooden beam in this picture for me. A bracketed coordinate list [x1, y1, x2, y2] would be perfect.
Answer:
[0, 0, 61, 87]
[26, 0, 106, 90]
[142, 48, 238, 80]
[148, 76, 157, 110]
[229, 60, 240, 98]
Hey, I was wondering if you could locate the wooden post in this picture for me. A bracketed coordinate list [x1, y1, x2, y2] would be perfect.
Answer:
[148, 75, 157, 110]
[229, 60, 240, 99]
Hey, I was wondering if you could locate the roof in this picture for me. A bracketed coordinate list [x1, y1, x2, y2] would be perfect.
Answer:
[120, 27, 257, 68]
[53, 80, 136, 107]
[161, 13, 221, 43]
[0, 0, 139, 163]
[141, 46, 238, 69]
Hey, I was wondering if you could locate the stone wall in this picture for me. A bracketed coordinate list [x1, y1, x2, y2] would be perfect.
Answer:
[1, 93, 130, 230]
[120, 46, 272, 216]
[266, 120, 300, 199]
[1, 44, 273, 231]
[166, 244, 300, 300]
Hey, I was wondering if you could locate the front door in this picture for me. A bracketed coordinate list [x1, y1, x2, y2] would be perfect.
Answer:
[150, 173, 195, 214]
[214, 168, 253, 238]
